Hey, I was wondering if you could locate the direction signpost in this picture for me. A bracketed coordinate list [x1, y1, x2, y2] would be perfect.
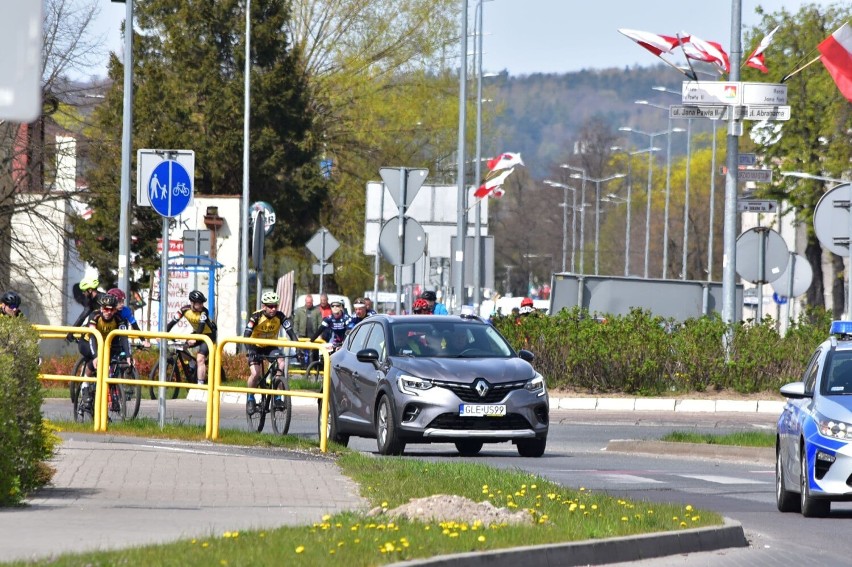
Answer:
[737, 199, 778, 213]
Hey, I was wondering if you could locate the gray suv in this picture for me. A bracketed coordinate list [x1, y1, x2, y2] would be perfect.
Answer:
[321, 313, 549, 456]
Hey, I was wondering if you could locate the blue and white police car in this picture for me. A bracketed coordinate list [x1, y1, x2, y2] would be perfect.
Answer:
[777, 320, 852, 517]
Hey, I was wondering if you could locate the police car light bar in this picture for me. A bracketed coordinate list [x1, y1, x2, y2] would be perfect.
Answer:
[829, 321, 852, 337]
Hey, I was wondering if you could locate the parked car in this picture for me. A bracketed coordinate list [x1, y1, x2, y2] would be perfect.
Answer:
[320, 313, 549, 456]
[776, 320, 852, 517]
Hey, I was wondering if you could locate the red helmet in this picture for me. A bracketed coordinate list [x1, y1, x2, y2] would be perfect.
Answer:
[520, 297, 534, 307]
[107, 288, 126, 302]
[412, 298, 431, 314]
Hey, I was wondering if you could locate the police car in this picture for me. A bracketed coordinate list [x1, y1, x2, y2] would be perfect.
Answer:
[777, 321, 852, 517]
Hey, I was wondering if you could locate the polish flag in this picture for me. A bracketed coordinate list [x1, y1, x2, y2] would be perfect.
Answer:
[819, 22, 852, 103]
[486, 152, 523, 172]
[680, 33, 730, 73]
[745, 26, 779, 73]
[618, 29, 680, 56]
[474, 167, 515, 199]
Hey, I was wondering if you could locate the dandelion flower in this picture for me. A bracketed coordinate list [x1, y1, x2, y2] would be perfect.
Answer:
[680, 521, 687, 528]
[685, 505, 693, 512]
[295, 546, 305, 554]
[322, 514, 331, 521]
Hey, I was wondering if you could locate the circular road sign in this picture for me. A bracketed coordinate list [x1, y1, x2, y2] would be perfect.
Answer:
[770, 253, 813, 298]
[379, 216, 426, 266]
[813, 183, 852, 257]
[735, 227, 789, 284]
[148, 160, 192, 218]
[251, 201, 276, 236]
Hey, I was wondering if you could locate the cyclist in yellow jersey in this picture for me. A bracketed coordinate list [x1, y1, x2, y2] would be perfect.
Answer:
[242, 291, 297, 413]
[166, 290, 217, 384]
[78, 295, 132, 411]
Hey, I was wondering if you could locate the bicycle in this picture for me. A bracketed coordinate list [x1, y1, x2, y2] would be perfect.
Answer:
[148, 341, 224, 399]
[246, 352, 293, 435]
[71, 352, 141, 421]
[304, 341, 339, 384]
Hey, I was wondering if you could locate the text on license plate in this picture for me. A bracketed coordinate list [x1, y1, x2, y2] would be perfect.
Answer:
[459, 404, 506, 417]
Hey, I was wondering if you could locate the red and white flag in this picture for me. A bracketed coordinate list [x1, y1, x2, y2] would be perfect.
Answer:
[618, 29, 680, 56]
[474, 167, 515, 199]
[680, 32, 730, 74]
[745, 26, 779, 73]
[486, 152, 523, 172]
[819, 22, 852, 103]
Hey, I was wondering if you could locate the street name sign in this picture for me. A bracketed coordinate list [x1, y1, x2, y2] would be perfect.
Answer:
[669, 105, 731, 120]
[737, 169, 773, 183]
[743, 105, 791, 121]
[738, 153, 757, 166]
[741, 82, 787, 105]
[682, 81, 741, 105]
[737, 199, 778, 213]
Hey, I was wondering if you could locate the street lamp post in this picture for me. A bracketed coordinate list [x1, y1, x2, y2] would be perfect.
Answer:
[543, 180, 577, 272]
[569, 173, 625, 275]
[611, 146, 660, 276]
[560, 164, 587, 273]
[453, 0, 469, 314]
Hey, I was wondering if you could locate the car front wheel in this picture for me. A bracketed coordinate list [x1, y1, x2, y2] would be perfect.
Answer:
[775, 445, 799, 513]
[455, 440, 483, 456]
[516, 437, 546, 458]
[376, 395, 405, 456]
[800, 444, 830, 517]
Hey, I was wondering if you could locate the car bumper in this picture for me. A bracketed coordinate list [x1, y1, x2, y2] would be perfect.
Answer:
[806, 432, 852, 499]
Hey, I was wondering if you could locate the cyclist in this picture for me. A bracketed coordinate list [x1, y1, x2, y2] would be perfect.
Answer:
[0, 290, 23, 317]
[412, 298, 432, 315]
[347, 298, 370, 330]
[420, 290, 448, 315]
[78, 294, 132, 414]
[67, 276, 103, 343]
[165, 290, 217, 385]
[243, 291, 297, 414]
[107, 288, 151, 349]
[310, 299, 351, 349]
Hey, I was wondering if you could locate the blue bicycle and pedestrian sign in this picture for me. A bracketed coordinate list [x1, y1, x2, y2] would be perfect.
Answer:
[148, 160, 193, 218]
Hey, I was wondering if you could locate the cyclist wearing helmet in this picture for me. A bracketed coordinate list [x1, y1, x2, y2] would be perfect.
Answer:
[420, 290, 447, 315]
[67, 276, 103, 343]
[519, 297, 535, 316]
[107, 288, 151, 349]
[412, 298, 432, 315]
[310, 299, 351, 348]
[165, 290, 217, 384]
[77, 295, 132, 412]
[243, 291, 297, 413]
[347, 298, 370, 330]
[0, 290, 23, 317]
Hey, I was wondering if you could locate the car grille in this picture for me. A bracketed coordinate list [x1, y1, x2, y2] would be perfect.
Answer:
[426, 412, 532, 431]
[432, 379, 526, 403]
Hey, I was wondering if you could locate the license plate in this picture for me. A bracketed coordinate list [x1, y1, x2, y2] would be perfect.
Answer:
[459, 404, 506, 417]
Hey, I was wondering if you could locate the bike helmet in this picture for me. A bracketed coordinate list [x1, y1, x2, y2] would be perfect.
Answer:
[79, 276, 99, 291]
[99, 294, 118, 308]
[1, 291, 20, 308]
[420, 290, 437, 301]
[412, 298, 431, 314]
[261, 291, 279, 305]
[520, 297, 534, 307]
[189, 290, 206, 303]
[107, 288, 126, 302]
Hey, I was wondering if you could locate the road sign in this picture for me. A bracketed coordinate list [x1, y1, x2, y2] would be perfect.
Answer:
[148, 159, 193, 218]
[669, 105, 731, 120]
[738, 153, 757, 166]
[312, 262, 334, 275]
[182, 230, 211, 265]
[250, 201, 276, 236]
[813, 183, 852, 257]
[137, 150, 195, 207]
[0, 4, 41, 122]
[743, 105, 791, 121]
[379, 216, 426, 265]
[306, 228, 339, 261]
[682, 81, 741, 105]
[379, 167, 428, 208]
[771, 253, 813, 298]
[737, 199, 778, 213]
[735, 227, 789, 284]
[741, 82, 787, 105]
[736, 169, 773, 183]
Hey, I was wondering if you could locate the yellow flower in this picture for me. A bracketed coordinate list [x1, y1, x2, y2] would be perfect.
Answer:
[691, 516, 700, 522]
[621, 516, 629, 521]
[530, 484, 537, 489]
[685, 505, 693, 512]
[384, 542, 396, 552]
[322, 514, 331, 521]
[478, 535, 486, 542]
[295, 546, 305, 554]
[202, 542, 209, 548]
[449, 533, 460, 538]
[381, 501, 388, 508]
[220, 561, 227, 566]
[591, 504, 598, 510]
[680, 522, 687, 528]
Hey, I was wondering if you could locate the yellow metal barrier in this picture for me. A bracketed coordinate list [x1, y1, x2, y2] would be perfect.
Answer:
[101, 330, 216, 436]
[34, 324, 104, 431]
[213, 337, 330, 451]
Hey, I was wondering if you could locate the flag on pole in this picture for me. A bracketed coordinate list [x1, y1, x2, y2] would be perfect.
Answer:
[818, 22, 852, 102]
[680, 33, 730, 73]
[474, 167, 515, 199]
[486, 152, 524, 172]
[745, 26, 779, 73]
[617, 29, 680, 56]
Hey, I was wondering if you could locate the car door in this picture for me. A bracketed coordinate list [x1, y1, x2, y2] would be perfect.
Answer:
[334, 324, 370, 425]
[784, 348, 822, 484]
[351, 322, 387, 427]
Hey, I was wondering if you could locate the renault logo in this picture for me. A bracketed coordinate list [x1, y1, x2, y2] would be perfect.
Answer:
[474, 379, 489, 398]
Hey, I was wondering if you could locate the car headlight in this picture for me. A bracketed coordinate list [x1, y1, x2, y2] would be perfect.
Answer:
[398, 374, 433, 396]
[816, 412, 852, 440]
[524, 373, 545, 394]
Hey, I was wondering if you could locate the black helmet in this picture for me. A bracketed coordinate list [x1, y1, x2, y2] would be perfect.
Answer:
[189, 290, 206, 303]
[1, 291, 20, 308]
[99, 294, 118, 308]
[420, 290, 437, 301]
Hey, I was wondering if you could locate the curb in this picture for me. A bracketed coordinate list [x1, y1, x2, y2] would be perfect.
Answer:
[553, 396, 785, 414]
[606, 440, 775, 464]
[391, 517, 747, 567]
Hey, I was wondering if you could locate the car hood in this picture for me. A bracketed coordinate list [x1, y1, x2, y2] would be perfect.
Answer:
[391, 356, 536, 383]
[817, 395, 852, 420]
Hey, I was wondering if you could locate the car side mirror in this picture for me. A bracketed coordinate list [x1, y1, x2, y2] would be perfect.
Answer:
[357, 348, 380, 364]
[779, 381, 810, 399]
[518, 349, 535, 363]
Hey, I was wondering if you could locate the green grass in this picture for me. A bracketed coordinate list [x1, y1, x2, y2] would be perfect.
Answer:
[660, 430, 775, 447]
[11, 421, 724, 566]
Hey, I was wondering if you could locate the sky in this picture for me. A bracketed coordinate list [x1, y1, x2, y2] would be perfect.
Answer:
[85, 0, 836, 79]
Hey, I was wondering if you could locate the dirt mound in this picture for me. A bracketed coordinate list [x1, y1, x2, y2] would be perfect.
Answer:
[370, 494, 532, 526]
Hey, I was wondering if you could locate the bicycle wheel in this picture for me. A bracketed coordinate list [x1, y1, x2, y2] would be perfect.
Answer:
[70, 357, 87, 420]
[305, 360, 324, 384]
[246, 393, 268, 432]
[270, 375, 292, 435]
[107, 383, 127, 422]
[124, 367, 142, 419]
[148, 359, 180, 400]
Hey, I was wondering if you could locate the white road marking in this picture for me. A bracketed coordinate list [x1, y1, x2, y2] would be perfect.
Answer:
[679, 474, 767, 485]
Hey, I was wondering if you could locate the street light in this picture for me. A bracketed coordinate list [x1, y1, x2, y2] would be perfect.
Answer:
[543, 180, 578, 272]
[560, 164, 588, 273]
[611, 146, 660, 276]
[781, 171, 850, 184]
[568, 172, 626, 275]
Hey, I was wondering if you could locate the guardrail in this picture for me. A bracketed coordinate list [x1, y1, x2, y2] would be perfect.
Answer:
[34, 324, 104, 431]
[213, 337, 330, 450]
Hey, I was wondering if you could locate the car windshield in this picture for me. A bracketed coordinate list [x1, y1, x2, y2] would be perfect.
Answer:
[389, 320, 514, 358]
[824, 350, 852, 395]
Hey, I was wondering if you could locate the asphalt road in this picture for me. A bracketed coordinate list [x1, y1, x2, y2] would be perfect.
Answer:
[41, 399, 852, 565]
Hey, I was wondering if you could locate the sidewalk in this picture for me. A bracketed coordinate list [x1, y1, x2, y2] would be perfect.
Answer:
[0, 433, 367, 563]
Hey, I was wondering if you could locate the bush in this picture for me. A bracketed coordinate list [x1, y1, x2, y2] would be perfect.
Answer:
[0, 317, 58, 506]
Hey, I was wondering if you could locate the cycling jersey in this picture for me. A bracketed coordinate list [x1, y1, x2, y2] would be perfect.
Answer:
[167, 304, 217, 340]
[84, 312, 131, 358]
[311, 313, 352, 346]
[244, 310, 295, 341]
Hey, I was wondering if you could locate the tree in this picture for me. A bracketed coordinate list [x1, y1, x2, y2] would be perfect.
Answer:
[748, 3, 852, 314]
